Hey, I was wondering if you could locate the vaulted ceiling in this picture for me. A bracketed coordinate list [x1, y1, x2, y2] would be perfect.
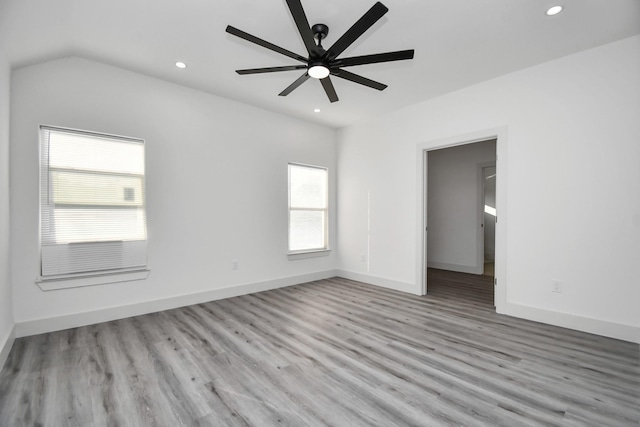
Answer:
[1, 0, 639, 128]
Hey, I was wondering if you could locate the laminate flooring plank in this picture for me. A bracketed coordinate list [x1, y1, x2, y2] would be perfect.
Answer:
[213, 298, 430, 425]
[273, 363, 381, 427]
[246, 289, 570, 426]
[270, 280, 620, 427]
[323, 278, 639, 386]
[83, 321, 147, 427]
[342, 273, 638, 368]
[1, 272, 638, 426]
[318, 284, 635, 402]
[254, 280, 636, 424]
[268, 288, 573, 427]
[113, 317, 185, 425]
[220, 295, 459, 425]
[328, 276, 630, 359]
[386, 339, 633, 426]
[199, 352, 318, 427]
[330, 276, 630, 357]
[174, 305, 336, 425]
[235, 290, 544, 424]
[322, 280, 636, 414]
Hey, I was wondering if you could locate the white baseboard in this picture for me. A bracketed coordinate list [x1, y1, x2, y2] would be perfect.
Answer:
[427, 261, 483, 275]
[337, 269, 639, 344]
[335, 269, 420, 295]
[15, 269, 338, 337]
[0, 325, 16, 371]
[14, 269, 638, 345]
[498, 302, 640, 344]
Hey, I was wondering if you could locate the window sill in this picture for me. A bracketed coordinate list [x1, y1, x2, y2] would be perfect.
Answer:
[36, 269, 149, 291]
[287, 249, 331, 261]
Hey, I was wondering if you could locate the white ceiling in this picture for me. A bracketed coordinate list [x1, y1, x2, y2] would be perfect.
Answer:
[1, 0, 639, 128]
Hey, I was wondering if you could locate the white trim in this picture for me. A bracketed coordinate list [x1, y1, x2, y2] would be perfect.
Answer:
[16, 270, 338, 337]
[336, 269, 419, 295]
[13, 269, 639, 345]
[499, 302, 640, 344]
[426, 262, 482, 275]
[36, 269, 149, 291]
[417, 150, 428, 295]
[39, 124, 143, 144]
[477, 160, 496, 274]
[416, 126, 508, 312]
[0, 325, 16, 371]
[287, 249, 331, 260]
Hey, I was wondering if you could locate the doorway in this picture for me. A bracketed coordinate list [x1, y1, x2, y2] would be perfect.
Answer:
[417, 128, 506, 310]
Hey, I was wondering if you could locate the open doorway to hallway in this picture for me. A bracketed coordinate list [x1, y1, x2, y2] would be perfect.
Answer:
[425, 139, 496, 305]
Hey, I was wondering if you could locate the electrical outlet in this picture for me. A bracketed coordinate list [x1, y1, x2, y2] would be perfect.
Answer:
[551, 280, 562, 293]
[232, 259, 239, 270]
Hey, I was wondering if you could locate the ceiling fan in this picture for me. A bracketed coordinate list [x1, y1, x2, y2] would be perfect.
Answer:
[225, 0, 415, 103]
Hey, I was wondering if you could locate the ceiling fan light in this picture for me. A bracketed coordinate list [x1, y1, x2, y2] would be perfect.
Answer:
[546, 5, 563, 16]
[308, 65, 330, 79]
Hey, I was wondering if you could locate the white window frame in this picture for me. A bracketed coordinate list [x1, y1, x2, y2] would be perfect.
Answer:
[37, 125, 149, 290]
[287, 162, 330, 257]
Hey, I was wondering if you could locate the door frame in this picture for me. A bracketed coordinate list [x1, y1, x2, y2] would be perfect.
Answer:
[415, 127, 507, 310]
[479, 162, 497, 273]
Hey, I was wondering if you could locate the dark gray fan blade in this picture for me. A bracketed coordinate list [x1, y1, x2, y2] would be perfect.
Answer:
[279, 72, 311, 96]
[332, 49, 414, 67]
[320, 76, 339, 103]
[226, 25, 307, 63]
[325, 2, 388, 60]
[331, 68, 387, 91]
[236, 65, 307, 75]
[285, 0, 318, 56]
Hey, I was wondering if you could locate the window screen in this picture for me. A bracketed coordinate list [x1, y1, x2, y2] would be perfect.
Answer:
[40, 126, 147, 278]
[288, 163, 328, 252]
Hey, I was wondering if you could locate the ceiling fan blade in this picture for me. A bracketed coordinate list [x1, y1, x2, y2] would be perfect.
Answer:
[332, 49, 414, 67]
[236, 65, 307, 75]
[325, 2, 388, 60]
[285, 0, 318, 56]
[226, 25, 307, 63]
[320, 76, 339, 103]
[279, 72, 311, 96]
[331, 68, 387, 91]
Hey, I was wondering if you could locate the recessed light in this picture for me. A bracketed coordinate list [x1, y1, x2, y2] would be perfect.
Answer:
[314, 108, 321, 113]
[546, 5, 563, 16]
[175, 61, 187, 69]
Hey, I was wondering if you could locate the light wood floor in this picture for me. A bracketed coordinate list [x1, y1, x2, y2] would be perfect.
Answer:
[1, 272, 638, 426]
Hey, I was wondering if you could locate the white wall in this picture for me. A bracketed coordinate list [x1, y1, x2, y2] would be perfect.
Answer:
[10, 57, 337, 335]
[0, 46, 15, 368]
[337, 35, 640, 343]
[427, 139, 495, 274]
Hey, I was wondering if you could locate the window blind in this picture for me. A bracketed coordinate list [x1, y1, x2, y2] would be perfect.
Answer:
[288, 163, 328, 252]
[40, 126, 147, 278]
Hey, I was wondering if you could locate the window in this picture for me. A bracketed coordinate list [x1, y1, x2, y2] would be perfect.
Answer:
[39, 126, 147, 280]
[288, 163, 328, 253]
